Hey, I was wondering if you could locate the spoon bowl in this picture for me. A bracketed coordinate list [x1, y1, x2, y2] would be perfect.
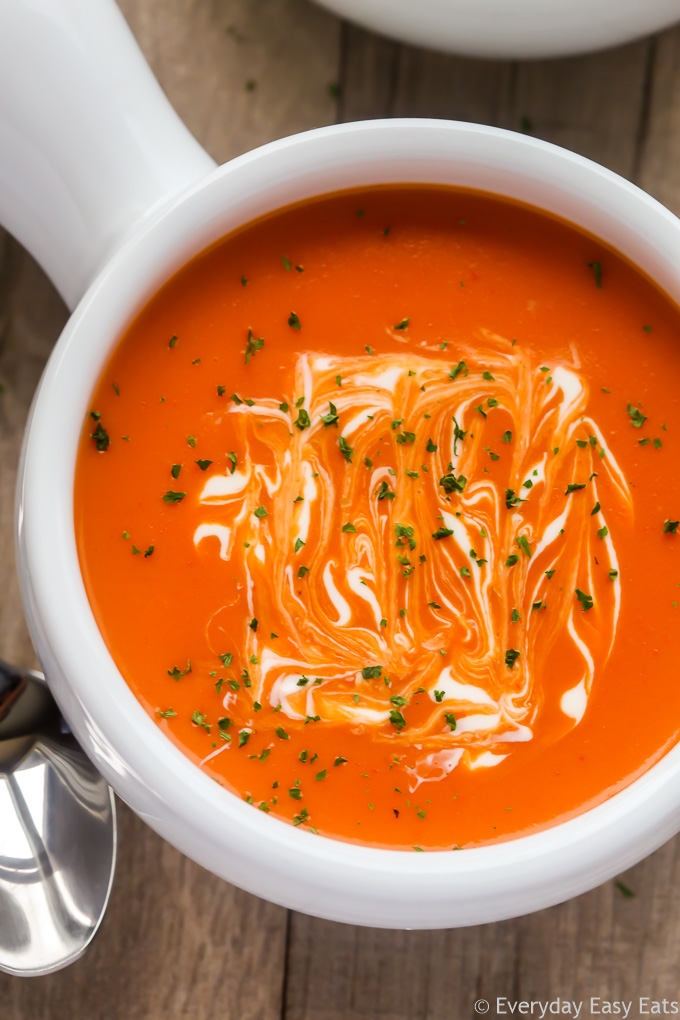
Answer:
[0, 661, 116, 976]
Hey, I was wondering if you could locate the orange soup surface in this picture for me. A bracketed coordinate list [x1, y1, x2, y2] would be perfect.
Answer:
[75, 186, 680, 850]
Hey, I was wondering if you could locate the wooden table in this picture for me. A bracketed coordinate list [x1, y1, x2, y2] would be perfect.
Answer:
[2, 3, 680, 1016]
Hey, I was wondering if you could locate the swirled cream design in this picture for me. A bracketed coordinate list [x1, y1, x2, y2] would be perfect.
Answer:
[194, 332, 632, 778]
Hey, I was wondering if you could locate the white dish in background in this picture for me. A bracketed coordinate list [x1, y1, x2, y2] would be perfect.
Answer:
[312, 0, 680, 58]
[3, 0, 680, 930]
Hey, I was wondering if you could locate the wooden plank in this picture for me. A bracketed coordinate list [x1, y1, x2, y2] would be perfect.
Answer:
[0, 0, 341, 1013]
[119, 0, 341, 162]
[500, 40, 653, 178]
[635, 26, 680, 214]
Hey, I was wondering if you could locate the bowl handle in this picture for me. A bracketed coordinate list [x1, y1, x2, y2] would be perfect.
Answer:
[0, 0, 216, 310]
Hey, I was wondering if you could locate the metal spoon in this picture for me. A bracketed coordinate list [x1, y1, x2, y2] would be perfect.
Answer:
[0, 658, 116, 976]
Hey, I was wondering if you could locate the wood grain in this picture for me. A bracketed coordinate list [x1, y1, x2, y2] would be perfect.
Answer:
[2, 2, 680, 1016]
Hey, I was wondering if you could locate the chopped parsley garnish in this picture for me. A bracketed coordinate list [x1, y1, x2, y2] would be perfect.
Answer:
[281, 256, 292, 270]
[361, 665, 383, 679]
[426, 438, 437, 453]
[511, 608, 521, 622]
[597, 526, 608, 540]
[389, 709, 406, 731]
[482, 370, 495, 381]
[168, 660, 192, 681]
[254, 505, 267, 518]
[516, 535, 532, 558]
[288, 311, 301, 330]
[505, 648, 520, 670]
[338, 436, 353, 462]
[171, 464, 181, 479]
[341, 522, 357, 533]
[627, 403, 647, 428]
[609, 569, 619, 581]
[449, 361, 468, 381]
[460, 566, 471, 578]
[191, 711, 211, 733]
[575, 588, 594, 611]
[663, 519, 679, 535]
[334, 756, 347, 766]
[505, 489, 524, 509]
[444, 712, 457, 731]
[320, 402, 339, 427]
[275, 726, 289, 740]
[244, 328, 264, 364]
[565, 482, 586, 495]
[195, 459, 212, 471]
[227, 451, 237, 474]
[505, 555, 518, 566]
[394, 317, 410, 330]
[169, 336, 178, 348]
[162, 490, 186, 504]
[591, 501, 600, 516]
[297, 566, 309, 578]
[157, 708, 176, 719]
[439, 471, 466, 494]
[249, 618, 258, 632]
[238, 730, 250, 748]
[545, 569, 556, 579]
[588, 260, 602, 287]
[294, 537, 305, 552]
[90, 414, 110, 452]
[294, 408, 310, 430]
[432, 527, 453, 540]
[377, 481, 395, 501]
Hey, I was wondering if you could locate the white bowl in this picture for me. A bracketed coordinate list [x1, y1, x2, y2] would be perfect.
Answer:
[312, 0, 680, 59]
[5, 0, 680, 928]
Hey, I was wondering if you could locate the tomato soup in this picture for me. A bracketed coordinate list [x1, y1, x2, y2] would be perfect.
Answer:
[74, 186, 680, 851]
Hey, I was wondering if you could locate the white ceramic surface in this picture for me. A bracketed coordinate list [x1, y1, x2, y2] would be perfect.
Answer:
[312, 0, 680, 59]
[3, 0, 680, 929]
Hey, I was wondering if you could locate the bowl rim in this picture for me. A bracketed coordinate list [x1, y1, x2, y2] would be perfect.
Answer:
[17, 118, 680, 926]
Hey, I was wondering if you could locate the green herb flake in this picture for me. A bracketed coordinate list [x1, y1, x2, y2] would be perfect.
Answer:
[516, 535, 532, 558]
[575, 588, 594, 611]
[588, 260, 603, 287]
[362, 665, 382, 679]
[254, 505, 267, 518]
[394, 318, 410, 330]
[167, 660, 192, 681]
[627, 403, 647, 429]
[288, 311, 301, 330]
[338, 436, 353, 462]
[162, 490, 186, 504]
[505, 648, 520, 670]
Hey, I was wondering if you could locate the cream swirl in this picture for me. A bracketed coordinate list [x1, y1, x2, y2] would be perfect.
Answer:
[193, 333, 632, 773]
